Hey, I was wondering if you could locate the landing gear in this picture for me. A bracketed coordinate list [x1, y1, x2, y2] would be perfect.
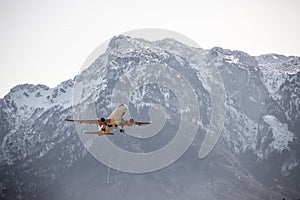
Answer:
[120, 128, 125, 133]
[101, 128, 106, 131]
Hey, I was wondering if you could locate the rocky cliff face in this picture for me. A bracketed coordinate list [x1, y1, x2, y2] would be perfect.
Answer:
[0, 35, 299, 200]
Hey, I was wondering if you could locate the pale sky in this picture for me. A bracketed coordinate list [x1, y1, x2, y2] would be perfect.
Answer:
[0, 0, 299, 98]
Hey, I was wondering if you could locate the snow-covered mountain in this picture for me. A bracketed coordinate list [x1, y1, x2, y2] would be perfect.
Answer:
[0, 35, 299, 200]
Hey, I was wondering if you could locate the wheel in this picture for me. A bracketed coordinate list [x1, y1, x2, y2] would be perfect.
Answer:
[120, 129, 125, 133]
[101, 128, 106, 131]
[100, 118, 106, 122]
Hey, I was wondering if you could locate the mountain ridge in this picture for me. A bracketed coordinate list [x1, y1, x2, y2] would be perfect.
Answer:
[0, 35, 299, 199]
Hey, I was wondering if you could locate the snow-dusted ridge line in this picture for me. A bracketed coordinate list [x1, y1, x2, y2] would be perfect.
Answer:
[4, 79, 74, 109]
[0, 35, 300, 199]
[1, 35, 299, 169]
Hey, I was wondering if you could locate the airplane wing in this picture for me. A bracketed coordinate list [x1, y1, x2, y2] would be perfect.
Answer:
[122, 119, 151, 126]
[65, 119, 99, 124]
[65, 118, 112, 125]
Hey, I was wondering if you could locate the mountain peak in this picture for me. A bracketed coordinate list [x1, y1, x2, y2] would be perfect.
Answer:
[9, 84, 49, 95]
[107, 35, 149, 54]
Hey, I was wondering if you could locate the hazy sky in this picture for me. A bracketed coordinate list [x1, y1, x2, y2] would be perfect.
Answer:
[0, 0, 299, 98]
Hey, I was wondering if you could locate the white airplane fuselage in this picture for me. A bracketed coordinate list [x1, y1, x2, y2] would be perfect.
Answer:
[98, 104, 129, 135]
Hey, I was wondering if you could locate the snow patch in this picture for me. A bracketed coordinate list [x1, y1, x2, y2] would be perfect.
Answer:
[263, 115, 294, 153]
[224, 55, 239, 64]
[261, 70, 286, 101]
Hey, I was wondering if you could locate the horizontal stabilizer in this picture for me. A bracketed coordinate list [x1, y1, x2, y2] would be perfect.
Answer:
[84, 132, 99, 134]
[84, 132, 114, 136]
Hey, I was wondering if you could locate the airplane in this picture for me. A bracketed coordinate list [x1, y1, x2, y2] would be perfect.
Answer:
[65, 104, 151, 136]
